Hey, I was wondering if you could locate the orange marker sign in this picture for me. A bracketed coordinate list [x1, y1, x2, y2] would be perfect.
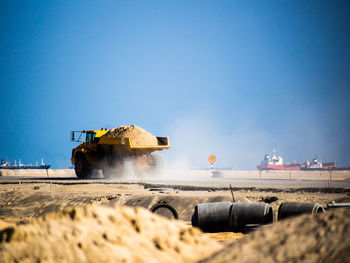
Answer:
[208, 154, 216, 164]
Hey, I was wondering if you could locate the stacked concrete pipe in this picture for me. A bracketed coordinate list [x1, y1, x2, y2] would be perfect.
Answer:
[191, 202, 273, 233]
[191, 201, 325, 233]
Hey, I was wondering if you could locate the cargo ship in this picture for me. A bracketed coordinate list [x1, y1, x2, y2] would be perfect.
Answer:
[300, 157, 336, 170]
[257, 150, 301, 170]
[0, 158, 51, 170]
[257, 151, 337, 171]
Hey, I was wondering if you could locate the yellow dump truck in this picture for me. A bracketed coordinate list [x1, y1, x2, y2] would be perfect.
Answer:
[71, 125, 170, 178]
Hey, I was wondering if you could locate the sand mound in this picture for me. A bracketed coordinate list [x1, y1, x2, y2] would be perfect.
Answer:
[200, 208, 350, 263]
[0, 205, 221, 263]
[103, 125, 158, 146]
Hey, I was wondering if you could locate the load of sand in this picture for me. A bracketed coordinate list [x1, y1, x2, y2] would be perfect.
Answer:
[103, 125, 159, 146]
[200, 208, 350, 263]
[0, 205, 222, 263]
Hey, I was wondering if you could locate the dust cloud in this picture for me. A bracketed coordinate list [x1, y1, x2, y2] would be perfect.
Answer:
[161, 116, 272, 171]
[160, 113, 344, 171]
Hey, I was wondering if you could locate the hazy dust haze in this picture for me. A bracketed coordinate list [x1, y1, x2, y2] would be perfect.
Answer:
[160, 114, 346, 170]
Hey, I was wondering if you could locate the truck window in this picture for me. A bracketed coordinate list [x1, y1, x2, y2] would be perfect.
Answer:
[86, 133, 92, 142]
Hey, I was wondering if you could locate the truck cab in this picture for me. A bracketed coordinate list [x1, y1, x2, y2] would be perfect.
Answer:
[70, 129, 109, 174]
[71, 129, 108, 143]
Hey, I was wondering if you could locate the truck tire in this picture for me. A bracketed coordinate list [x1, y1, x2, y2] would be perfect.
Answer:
[102, 159, 124, 179]
[132, 155, 163, 176]
[149, 154, 164, 170]
[75, 153, 92, 179]
[102, 161, 111, 179]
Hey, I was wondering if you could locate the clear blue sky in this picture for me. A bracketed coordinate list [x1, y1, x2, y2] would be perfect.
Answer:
[1, 0, 349, 169]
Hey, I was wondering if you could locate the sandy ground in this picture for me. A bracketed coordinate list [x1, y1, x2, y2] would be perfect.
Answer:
[1, 170, 350, 262]
[1, 168, 350, 181]
[1, 181, 348, 223]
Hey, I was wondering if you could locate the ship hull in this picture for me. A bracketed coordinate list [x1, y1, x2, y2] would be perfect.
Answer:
[257, 165, 301, 171]
[300, 167, 335, 171]
[300, 162, 336, 171]
[0, 165, 51, 170]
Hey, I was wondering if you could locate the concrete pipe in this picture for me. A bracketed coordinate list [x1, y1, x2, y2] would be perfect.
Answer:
[230, 203, 274, 232]
[191, 202, 233, 232]
[278, 202, 325, 221]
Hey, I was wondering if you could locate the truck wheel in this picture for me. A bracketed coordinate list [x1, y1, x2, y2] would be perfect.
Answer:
[149, 154, 163, 170]
[75, 153, 92, 179]
[102, 159, 124, 179]
[133, 155, 163, 174]
[102, 161, 113, 179]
